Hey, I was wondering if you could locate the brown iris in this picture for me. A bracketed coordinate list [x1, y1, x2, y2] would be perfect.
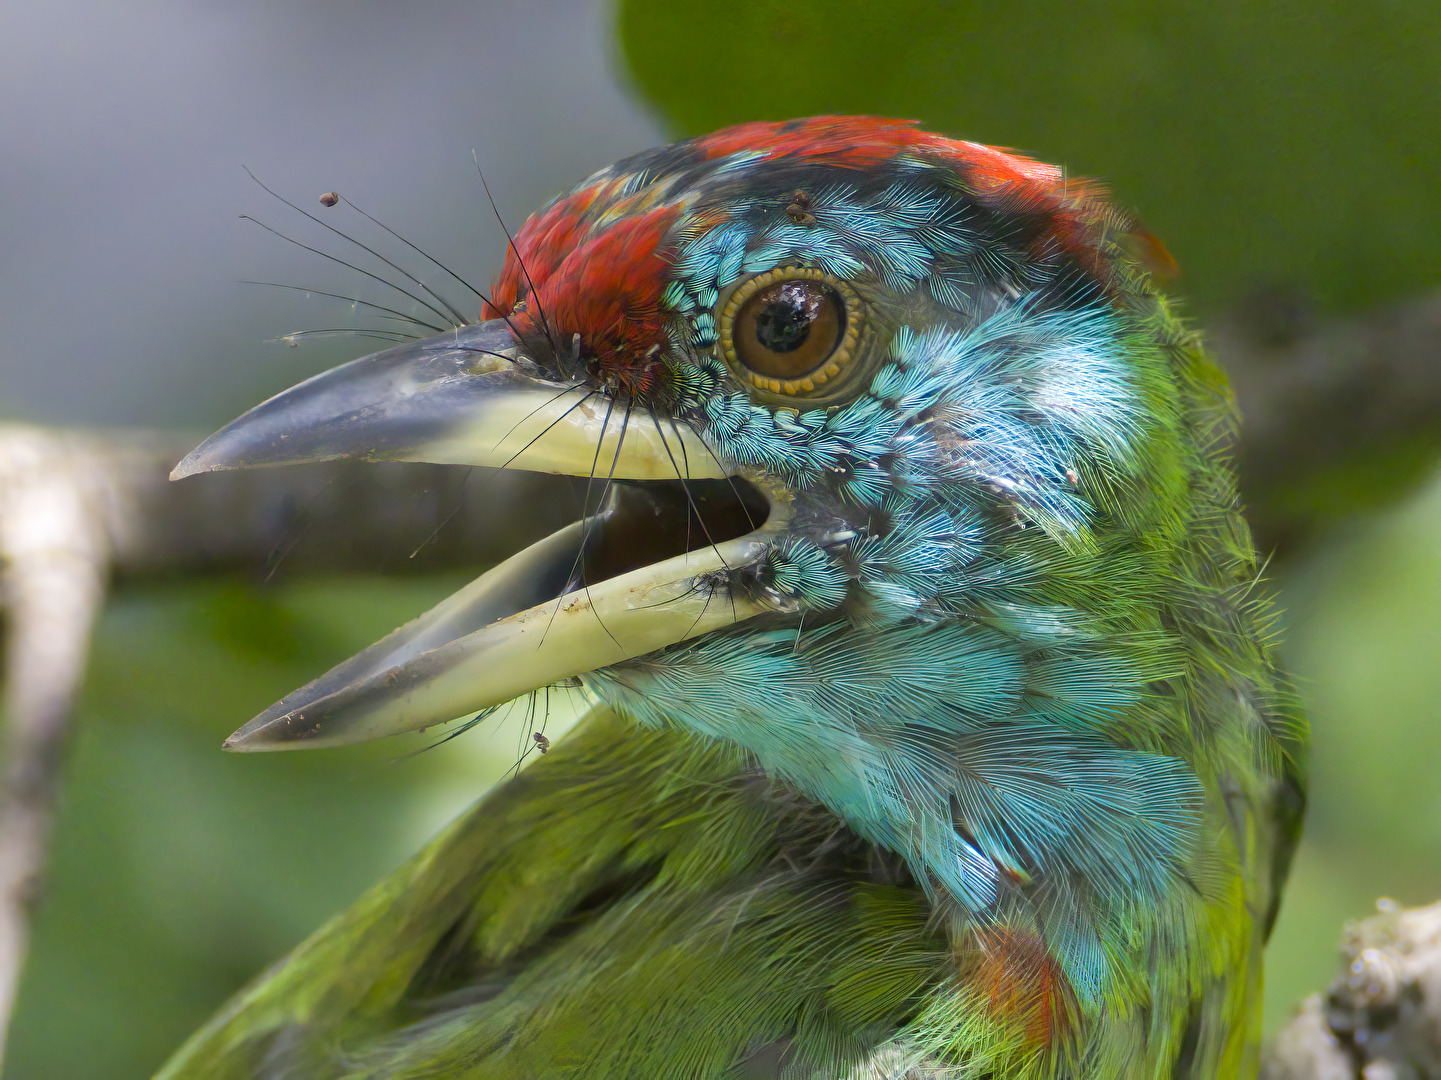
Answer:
[735, 279, 842, 377]
[718, 267, 862, 396]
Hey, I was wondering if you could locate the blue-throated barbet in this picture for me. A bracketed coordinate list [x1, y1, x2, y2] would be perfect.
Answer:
[161, 117, 1307, 1079]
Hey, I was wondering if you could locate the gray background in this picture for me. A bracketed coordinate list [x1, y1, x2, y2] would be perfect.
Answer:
[0, 0, 661, 428]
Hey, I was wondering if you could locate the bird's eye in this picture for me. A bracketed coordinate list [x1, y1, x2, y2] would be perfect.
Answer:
[737, 280, 839, 375]
[719, 268, 863, 396]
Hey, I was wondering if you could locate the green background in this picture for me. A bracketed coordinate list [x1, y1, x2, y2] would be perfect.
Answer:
[619, 0, 1441, 316]
[8, 1, 1441, 1075]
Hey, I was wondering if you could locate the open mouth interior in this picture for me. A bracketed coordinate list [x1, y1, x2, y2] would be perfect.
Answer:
[563, 477, 771, 601]
[366, 473, 774, 672]
[222, 473, 772, 748]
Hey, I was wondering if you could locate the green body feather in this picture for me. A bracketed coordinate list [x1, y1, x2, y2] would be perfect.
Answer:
[161, 118, 1306, 1078]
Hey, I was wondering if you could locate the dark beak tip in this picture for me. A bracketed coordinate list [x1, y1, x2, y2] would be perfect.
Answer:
[221, 726, 268, 752]
[169, 432, 238, 481]
[169, 433, 293, 481]
[222, 711, 297, 753]
[169, 455, 207, 482]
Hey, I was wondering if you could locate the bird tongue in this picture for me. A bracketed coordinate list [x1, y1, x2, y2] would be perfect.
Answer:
[221, 478, 778, 751]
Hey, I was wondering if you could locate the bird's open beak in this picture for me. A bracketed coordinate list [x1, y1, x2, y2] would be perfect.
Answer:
[173, 320, 784, 750]
[172, 321, 726, 480]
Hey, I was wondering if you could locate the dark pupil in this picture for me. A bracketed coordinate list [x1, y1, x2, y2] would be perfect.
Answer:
[753, 283, 821, 354]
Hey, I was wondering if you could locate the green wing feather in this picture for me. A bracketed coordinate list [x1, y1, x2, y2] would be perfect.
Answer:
[159, 122, 1308, 1079]
[158, 709, 954, 1079]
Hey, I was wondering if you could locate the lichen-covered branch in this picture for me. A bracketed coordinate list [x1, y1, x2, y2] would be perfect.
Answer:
[1262, 899, 1441, 1079]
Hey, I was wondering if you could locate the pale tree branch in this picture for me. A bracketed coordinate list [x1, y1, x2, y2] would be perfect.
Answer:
[0, 426, 577, 1062]
[1, 286, 1440, 1067]
[0, 428, 111, 1062]
[1215, 287, 1441, 551]
[1262, 900, 1441, 1080]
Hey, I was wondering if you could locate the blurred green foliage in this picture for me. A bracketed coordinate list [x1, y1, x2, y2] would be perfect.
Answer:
[1263, 474, 1441, 1031]
[8, 576, 582, 1079]
[613, 5, 1441, 1034]
[618, 0, 1440, 315]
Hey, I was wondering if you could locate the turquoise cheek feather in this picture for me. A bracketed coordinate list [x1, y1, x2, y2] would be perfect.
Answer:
[155, 118, 1307, 1080]
[585, 293, 1204, 1003]
[576, 149, 1298, 1051]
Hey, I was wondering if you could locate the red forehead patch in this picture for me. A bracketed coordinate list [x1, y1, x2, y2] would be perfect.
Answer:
[693, 116, 945, 168]
[483, 117, 1121, 385]
[484, 197, 681, 393]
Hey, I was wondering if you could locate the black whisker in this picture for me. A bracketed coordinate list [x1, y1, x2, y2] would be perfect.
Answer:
[472, 150, 558, 354]
[674, 417, 759, 533]
[487, 389, 603, 477]
[390, 704, 503, 760]
[650, 413, 731, 574]
[243, 280, 447, 334]
[406, 390, 597, 559]
[393, 662, 581, 767]
[518, 692, 536, 765]
[241, 215, 455, 330]
[272, 328, 418, 344]
[406, 467, 475, 560]
[631, 577, 710, 610]
[495, 386, 596, 458]
[446, 343, 530, 365]
[244, 167, 471, 328]
[502, 692, 546, 781]
[654, 412, 739, 631]
[681, 567, 720, 642]
[545, 393, 619, 645]
[576, 400, 632, 650]
[676, 428, 694, 555]
[542, 396, 630, 652]
[260, 473, 339, 581]
[311, 198, 536, 382]
[339, 194, 491, 307]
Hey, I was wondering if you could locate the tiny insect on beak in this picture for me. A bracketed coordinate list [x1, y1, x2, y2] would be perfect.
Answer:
[173, 320, 783, 751]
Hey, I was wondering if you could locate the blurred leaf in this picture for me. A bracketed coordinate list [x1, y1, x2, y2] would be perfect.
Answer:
[193, 580, 314, 664]
[6, 575, 581, 1080]
[617, 0, 1441, 314]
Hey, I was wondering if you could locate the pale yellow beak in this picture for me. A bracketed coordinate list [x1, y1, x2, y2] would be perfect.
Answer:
[173, 321, 783, 751]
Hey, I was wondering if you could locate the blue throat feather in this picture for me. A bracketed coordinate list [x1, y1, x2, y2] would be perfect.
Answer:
[159, 117, 1306, 1079]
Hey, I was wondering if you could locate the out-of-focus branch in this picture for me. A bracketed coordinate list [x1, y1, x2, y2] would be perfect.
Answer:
[0, 428, 110, 1063]
[1262, 899, 1441, 1079]
[45, 429, 582, 581]
[0, 285, 1439, 1061]
[0, 425, 576, 1063]
[1214, 287, 1441, 553]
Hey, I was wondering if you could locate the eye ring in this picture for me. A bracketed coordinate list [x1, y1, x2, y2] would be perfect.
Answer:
[718, 267, 863, 396]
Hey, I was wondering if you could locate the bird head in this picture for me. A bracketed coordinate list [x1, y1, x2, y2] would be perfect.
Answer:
[176, 117, 1231, 991]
